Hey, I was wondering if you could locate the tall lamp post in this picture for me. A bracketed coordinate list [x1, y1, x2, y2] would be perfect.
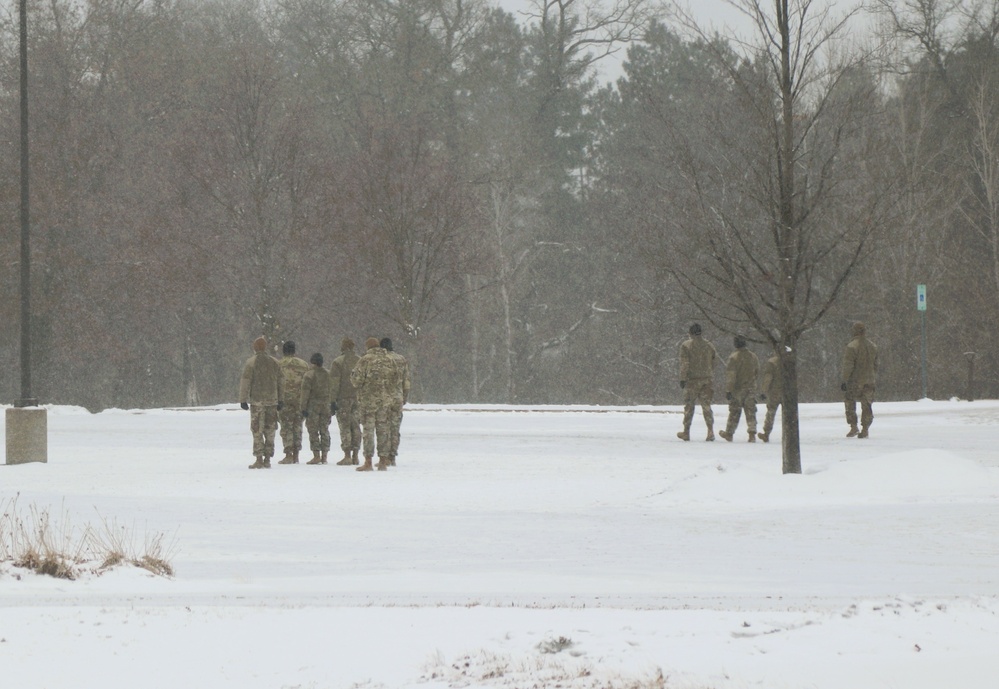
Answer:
[6, 0, 47, 465]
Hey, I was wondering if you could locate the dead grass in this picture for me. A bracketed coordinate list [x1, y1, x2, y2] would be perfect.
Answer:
[0, 494, 175, 580]
[422, 648, 671, 688]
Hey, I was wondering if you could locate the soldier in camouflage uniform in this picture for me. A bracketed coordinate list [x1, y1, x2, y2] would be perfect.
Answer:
[380, 337, 411, 467]
[277, 340, 310, 464]
[841, 321, 879, 438]
[718, 335, 760, 442]
[329, 337, 361, 465]
[677, 323, 720, 442]
[239, 336, 284, 469]
[350, 337, 402, 472]
[300, 352, 334, 465]
[757, 350, 783, 443]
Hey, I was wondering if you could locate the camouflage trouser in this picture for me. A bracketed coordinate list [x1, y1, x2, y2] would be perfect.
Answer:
[724, 388, 758, 435]
[385, 399, 404, 457]
[762, 399, 782, 436]
[845, 384, 875, 429]
[305, 407, 332, 453]
[358, 402, 391, 459]
[336, 398, 361, 454]
[250, 404, 279, 459]
[682, 378, 714, 430]
[279, 404, 304, 454]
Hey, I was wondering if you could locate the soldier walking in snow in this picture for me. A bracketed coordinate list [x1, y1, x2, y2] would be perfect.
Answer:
[277, 340, 310, 464]
[677, 323, 720, 442]
[350, 337, 402, 471]
[300, 352, 334, 465]
[380, 337, 411, 467]
[329, 337, 361, 465]
[719, 335, 760, 443]
[757, 350, 783, 443]
[841, 321, 879, 438]
[239, 336, 284, 469]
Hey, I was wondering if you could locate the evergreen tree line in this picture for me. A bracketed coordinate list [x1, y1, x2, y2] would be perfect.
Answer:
[0, 0, 996, 411]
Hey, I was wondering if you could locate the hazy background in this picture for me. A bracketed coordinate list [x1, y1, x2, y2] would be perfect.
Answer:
[0, 0, 992, 411]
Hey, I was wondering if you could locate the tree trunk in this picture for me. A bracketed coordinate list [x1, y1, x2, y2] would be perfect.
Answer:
[183, 336, 200, 407]
[466, 274, 481, 402]
[777, 0, 802, 474]
[779, 341, 802, 474]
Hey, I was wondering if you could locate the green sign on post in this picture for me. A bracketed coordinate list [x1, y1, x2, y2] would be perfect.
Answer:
[917, 284, 927, 398]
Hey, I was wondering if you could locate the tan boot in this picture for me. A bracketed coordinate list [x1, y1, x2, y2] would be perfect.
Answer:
[718, 430, 733, 442]
[705, 425, 715, 441]
[351, 448, 360, 465]
[306, 451, 323, 465]
[248, 457, 266, 469]
[748, 431, 756, 443]
[261, 457, 271, 468]
[320, 451, 328, 464]
[356, 457, 374, 472]
[377, 457, 389, 471]
[278, 452, 297, 465]
[677, 429, 690, 441]
[858, 427, 869, 439]
[336, 452, 353, 466]
[847, 425, 859, 437]
[758, 431, 769, 443]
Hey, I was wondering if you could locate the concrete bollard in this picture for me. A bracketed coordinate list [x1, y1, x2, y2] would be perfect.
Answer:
[5, 407, 48, 465]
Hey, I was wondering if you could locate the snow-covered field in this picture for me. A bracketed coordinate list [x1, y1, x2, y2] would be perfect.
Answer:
[2, 399, 998, 689]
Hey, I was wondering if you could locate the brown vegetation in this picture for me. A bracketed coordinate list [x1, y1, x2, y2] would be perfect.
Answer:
[0, 0, 995, 414]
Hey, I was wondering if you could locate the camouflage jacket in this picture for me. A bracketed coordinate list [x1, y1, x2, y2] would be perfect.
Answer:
[842, 336, 878, 388]
[350, 347, 403, 409]
[329, 350, 360, 402]
[761, 355, 783, 400]
[279, 356, 310, 409]
[725, 348, 759, 394]
[239, 352, 283, 406]
[300, 365, 333, 413]
[387, 351, 411, 404]
[679, 335, 719, 382]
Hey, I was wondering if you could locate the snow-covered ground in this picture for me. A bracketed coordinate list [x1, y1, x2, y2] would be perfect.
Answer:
[2, 399, 998, 688]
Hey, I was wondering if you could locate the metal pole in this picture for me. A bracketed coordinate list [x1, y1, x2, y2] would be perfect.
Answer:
[16, 0, 37, 408]
[6, 0, 46, 466]
[920, 310, 927, 400]
[965, 352, 976, 402]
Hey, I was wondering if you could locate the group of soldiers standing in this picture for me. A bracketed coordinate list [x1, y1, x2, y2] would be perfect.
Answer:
[677, 321, 879, 443]
[238, 335, 410, 472]
[239, 321, 878, 466]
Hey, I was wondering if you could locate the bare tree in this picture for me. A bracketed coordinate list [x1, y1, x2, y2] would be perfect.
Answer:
[523, 0, 654, 188]
[462, 0, 654, 402]
[176, 5, 333, 346]
[964, 64, 999, 306]
[862, 74, 960, 399]
[521, 0, 655, 80]
[666, 0, 894, 473]
[479, 170, 538, 402]
[874, 0, 999, 397]
[460, 8, 545, 402]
